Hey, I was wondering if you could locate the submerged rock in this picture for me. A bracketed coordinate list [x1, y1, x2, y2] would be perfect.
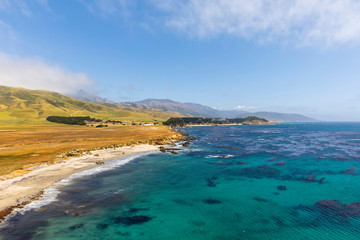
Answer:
[267, 157, 278, 162]
[114, 215, 153, 226]
[206, 176, 218, 187]
[315, 200, 342, 209]
[240, 165, 281, 179]
[237, 161, 247, 165]
[203, 199, 222, 204]
[304, 175, 316, 182]
[117, 231, 131, 236]
[36, 208, 48, 212]
[68, 223, 84, 230]
[96, 223, 109, 230]
[253, 197, 269, 203]
[277, 185, 287, 191]
[220, 145, 239, 150]
[341, 168, 358, 175]
[128, 207, 149, 213]
[343, 202, 360, 210]
[314, 200, 360, 219]
[159, 146, 182, 154]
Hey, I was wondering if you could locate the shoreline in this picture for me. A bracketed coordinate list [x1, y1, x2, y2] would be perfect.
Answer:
[0, 144, 162, 224]
[184, 122, 279, 127]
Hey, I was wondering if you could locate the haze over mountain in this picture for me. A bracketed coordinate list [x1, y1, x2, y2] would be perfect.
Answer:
[69, 90, 115, 105]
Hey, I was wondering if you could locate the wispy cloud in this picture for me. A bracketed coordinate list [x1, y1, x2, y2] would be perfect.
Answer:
[78, 0, 133, 18]
[0, 0, 52, 15]
[0, 53, 94, 94]
[0, 19, 16, 41]
[235, 105, 257, 110]
[0, 0, 52, 46]
[77, 0, 360, 47]
[36, 0, 52, 13]
[151, 0, 360, 46]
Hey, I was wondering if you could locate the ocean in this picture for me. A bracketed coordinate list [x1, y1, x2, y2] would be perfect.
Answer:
[2, 123, 360, 240]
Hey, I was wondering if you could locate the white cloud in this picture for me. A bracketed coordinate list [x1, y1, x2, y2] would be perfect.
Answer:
[235, 105, 257, 110]
[0, 53, 94, 94]
[152, 0, 360, 46]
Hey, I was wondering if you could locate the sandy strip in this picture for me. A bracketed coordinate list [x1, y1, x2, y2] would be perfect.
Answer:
[0, 144, 160, 222]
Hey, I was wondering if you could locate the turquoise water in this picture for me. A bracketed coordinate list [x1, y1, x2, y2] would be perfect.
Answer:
[2, 123, 360, 239]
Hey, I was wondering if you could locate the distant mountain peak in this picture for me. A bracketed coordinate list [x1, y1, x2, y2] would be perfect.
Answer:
[69, 89, 115, 104]
[134, 99, 245, 118]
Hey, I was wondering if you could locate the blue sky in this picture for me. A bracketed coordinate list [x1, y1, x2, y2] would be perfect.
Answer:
[1, 0, 360, 121]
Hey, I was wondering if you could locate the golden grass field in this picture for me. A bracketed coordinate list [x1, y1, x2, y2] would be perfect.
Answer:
[0, 123, 181, 179]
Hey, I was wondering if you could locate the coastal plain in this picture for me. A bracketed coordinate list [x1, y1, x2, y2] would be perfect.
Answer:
[0, 124, 181, 178]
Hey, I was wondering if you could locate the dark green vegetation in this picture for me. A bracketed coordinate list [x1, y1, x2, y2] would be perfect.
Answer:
[163, 116, 269, 127]
[46, 116, 101, 125]
[238, 111, 318, 122]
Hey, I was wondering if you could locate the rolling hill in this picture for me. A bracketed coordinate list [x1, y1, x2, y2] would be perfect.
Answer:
[134, 99, 228, 117]
[238, 112, 317, 122]
[0, 86, 182, 124]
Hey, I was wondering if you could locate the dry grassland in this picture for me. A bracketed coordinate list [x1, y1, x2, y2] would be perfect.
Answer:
[0, 124, 181, 178]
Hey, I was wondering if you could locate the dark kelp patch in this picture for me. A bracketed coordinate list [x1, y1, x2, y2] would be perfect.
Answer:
[203, 199, 222, 204]
[253, 197, 269, 203]
[128, 208, 149, 213]
[96, 223, 109, 230]
[68, 223, 84, 231]
[206, 176, 218, 187]
[114, 215, 153, 226]
[277, 185, 287, 191]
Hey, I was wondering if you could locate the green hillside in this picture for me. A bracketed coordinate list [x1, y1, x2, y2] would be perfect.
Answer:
[0, 85, 182, 124]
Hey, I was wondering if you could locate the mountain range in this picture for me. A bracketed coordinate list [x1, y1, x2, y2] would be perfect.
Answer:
[71, 90, 317, 122]
[77, 89, 318, 122]
[127, 99, 317, 122]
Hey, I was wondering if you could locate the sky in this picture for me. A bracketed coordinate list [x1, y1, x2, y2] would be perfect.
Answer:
[1, 0, 360, 121]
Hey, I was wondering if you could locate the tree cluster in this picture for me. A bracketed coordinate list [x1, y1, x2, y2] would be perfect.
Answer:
[46, 116, 100, 125]
[163, 116, 268, 127]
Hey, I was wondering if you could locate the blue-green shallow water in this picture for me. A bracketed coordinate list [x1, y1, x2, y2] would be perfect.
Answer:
[2, 123, 360, 240]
